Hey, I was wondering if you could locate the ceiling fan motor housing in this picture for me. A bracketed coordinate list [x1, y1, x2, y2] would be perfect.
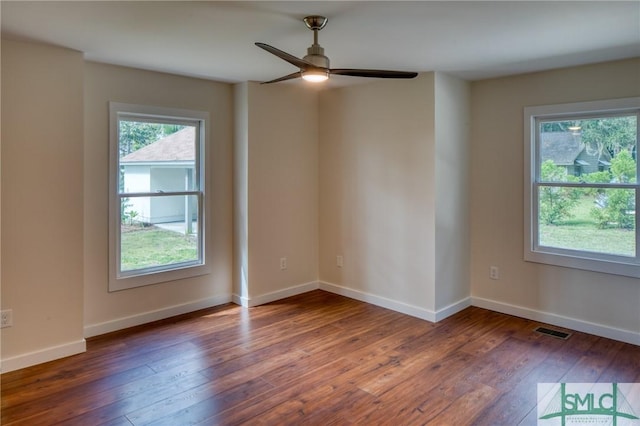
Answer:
[304, 44, 329, 68]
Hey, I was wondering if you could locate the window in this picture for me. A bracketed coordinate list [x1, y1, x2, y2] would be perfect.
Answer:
[525, 97, 640, 278]
[109, 103, 210, 291]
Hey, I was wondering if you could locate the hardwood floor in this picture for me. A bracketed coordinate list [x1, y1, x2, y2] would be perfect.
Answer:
[2, 290, 639, 425]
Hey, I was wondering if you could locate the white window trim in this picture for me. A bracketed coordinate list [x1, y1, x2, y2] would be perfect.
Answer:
[109, 102, 211, 291]
[524, 97, 640, 278]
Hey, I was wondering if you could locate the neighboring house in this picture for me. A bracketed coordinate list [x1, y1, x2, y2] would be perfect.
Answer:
[120, 127, 197, 225]
[540, 132, 611, 177]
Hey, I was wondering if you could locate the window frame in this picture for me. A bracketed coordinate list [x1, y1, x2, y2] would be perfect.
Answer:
[524, 97, 640, 278]
[109, 102, 211, 291]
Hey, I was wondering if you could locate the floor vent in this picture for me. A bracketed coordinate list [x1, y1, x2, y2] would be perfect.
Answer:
[534, 326, 571, 340]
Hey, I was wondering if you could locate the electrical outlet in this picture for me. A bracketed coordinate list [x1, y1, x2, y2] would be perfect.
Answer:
[336, 255, 343, 268]
[1, 310, 13, 328]
[280, 257, 287, 270]
[489, 266, 499, 280]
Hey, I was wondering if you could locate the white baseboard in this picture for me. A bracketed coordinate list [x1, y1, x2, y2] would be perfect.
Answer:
[471, 296, 640, 346]
[232, 293, 249, 307]
[435, 297, 472, 322]
[319, 281, 439, 322]
[10, 288, 635, 374]
[233, 281, 319, 307]
[1, 339, 86, 374]
[84, 294, 232, 338]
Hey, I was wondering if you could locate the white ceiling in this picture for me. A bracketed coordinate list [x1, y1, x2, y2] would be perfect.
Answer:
[2, 1, 639, 87]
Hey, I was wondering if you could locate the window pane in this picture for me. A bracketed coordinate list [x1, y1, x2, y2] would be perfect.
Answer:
[538, 187, 635, 257]
[539, 115, 637, 183]
[120, 195, 200, 272]
[119, 122, 197, 193]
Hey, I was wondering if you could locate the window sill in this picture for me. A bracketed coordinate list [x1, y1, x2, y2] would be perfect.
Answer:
[525, 248, 640, 279]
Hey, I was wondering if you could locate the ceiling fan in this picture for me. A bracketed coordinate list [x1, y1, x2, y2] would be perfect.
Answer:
[256, 15, 418, 84]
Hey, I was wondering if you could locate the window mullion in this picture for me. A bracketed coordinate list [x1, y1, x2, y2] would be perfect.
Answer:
[538, 182, 635, 190]
[121, 190, 201, 198]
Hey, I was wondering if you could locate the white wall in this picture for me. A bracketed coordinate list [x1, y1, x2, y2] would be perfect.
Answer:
[318, 73, 467, 319]
[434, 73, 471, 313]
[233, 83, 250, 303]
[1, 40, 86, 370]
[470, 58, 640, 344]
[83, 62, 233, 336]
[233, 82, 319, 305]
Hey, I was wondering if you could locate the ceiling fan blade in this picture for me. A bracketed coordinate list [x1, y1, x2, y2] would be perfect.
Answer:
[255, 42, 314, 69]
[261, 71, 302, 84]
[331, 69, 418, 79]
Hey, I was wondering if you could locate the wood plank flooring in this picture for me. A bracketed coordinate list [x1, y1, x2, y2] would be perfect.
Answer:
[2, 290, 639, 425]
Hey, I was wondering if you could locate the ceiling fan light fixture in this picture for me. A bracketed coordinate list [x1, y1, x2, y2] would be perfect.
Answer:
[301, 69, 329, 83]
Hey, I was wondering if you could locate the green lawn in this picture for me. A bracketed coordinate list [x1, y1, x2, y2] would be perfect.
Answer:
[121, 226, 198, 271]
[539, 196, 635, 257]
